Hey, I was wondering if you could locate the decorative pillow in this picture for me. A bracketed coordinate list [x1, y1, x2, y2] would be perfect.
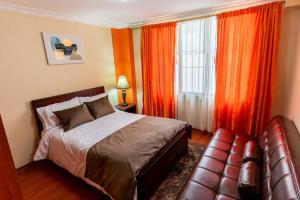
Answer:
[78, 93, 108, 104]
[54, 104, 94, 131]
[238, 161, 261, 199]
[243, 140, 261, 165]
[36, 97, 81, 130]
[84, 96, 115, 119]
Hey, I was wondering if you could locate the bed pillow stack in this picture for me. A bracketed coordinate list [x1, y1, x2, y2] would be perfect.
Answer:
[37, 94, 115, 132]
[238, 140, 261, 199]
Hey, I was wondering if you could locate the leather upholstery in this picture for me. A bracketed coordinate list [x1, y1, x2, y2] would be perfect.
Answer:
[178, 129, 245, 200]
[237, 161, 260, 199]
[178, 116, 300, 200]
[242, 140, 261, 164]
[260, 117, 300, 200]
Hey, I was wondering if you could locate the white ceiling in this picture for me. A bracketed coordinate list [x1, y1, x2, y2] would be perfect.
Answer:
[0, 0, 270, 27]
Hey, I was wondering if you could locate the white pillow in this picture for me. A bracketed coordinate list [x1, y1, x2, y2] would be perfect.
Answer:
[37, 97, 81, 130]
[78, 93, 107, 104]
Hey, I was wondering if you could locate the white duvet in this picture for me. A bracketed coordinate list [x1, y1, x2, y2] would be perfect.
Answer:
[34, 110, 144, 195]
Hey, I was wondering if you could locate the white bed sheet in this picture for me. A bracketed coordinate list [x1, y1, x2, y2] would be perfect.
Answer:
[34, 110, 144, 180]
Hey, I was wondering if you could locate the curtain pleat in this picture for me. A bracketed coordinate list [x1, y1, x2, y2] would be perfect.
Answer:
[141, 22, 177, 118]
[214, 2, 283, 136]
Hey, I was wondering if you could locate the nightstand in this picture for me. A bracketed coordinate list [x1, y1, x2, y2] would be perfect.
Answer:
[115, 103, 136, 113]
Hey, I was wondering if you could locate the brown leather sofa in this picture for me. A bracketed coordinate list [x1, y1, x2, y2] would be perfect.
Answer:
[178, 116, 300, 200]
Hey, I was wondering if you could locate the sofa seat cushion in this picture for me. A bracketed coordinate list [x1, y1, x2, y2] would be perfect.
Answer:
[209, 140, 231, 152]
[212, 135, 234, 144]
[204, 147, 228, 162]
[227, 154, 243, 167]
[223, 165, 241, 180]
[177, 181, 216, 200]
[230, 145, 244, 156]
[198, 156, 225, 175]
[219, 178, 240, 199]
[190, 167, 221, 192]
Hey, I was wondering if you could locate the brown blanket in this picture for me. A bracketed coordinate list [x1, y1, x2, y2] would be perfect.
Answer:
[85, 116, 188, 200]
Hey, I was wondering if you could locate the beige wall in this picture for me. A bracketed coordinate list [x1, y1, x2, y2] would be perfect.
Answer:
[286, 0, 300, 7]
[132, 28, 143, 114]
[0, 11, 117, 168]
[272, 7, 300, 130]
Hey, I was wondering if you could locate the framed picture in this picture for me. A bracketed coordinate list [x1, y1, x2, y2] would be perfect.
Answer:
[42, 32, 86, 65]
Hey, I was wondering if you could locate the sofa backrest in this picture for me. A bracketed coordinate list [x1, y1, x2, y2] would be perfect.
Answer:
[259, 116, 300, 200]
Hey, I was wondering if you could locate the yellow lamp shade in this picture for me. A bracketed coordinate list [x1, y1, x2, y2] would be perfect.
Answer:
[116, 75, 130, 89]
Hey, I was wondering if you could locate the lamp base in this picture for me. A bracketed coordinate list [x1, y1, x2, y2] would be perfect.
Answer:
[121, 89, 128, 107]
[121, 102, 128, 107]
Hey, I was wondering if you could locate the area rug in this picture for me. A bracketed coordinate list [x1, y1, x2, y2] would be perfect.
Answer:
[150, 142, 207, 200]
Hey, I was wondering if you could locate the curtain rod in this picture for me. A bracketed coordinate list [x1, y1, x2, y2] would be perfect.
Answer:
[130, 0, 285, 28]
[177, 0, 285, 23]
[177, 14, 216, 23]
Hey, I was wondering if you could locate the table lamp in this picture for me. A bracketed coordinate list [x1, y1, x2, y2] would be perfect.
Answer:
[116, 75, 130, 106]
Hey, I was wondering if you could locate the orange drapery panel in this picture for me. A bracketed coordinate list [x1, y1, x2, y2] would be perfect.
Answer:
[141, 22, 176, 118]
[214, 2, 282, 136]
[111, 28, 137, 105]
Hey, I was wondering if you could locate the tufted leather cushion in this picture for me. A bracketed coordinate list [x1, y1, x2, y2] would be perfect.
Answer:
[259, 117, 300, 200]
[242, 140, 261, 165]
[178, 116, 300, 200]
[237, 161, 260, 199]
[178, 129, 244, 200]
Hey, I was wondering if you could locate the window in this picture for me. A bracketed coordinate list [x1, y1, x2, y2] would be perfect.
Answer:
[175, 16, 217, 95]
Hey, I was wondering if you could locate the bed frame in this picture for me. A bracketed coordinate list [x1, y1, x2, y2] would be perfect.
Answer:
[31, 86, 191, 199]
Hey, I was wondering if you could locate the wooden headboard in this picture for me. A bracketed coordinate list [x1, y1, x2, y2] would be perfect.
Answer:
[31, 86, 105, 134]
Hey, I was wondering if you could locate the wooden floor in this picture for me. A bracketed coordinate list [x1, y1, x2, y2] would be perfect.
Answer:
[17, 129, 212, 200]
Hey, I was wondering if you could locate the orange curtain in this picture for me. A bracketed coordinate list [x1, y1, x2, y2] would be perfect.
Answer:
[111, 28, 137, 105]
[141, 22, 176, 118]
[214, 2, 282, 136]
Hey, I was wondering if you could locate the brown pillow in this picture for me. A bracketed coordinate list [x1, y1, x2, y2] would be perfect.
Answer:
[54, 104, 94, 131]
[84, 96, 115, 119]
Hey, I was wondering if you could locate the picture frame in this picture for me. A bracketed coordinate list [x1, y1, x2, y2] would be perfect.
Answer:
[42, 32, 86, 65]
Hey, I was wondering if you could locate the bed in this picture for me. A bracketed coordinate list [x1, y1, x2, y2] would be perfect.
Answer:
[31, 86, 191, 200]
